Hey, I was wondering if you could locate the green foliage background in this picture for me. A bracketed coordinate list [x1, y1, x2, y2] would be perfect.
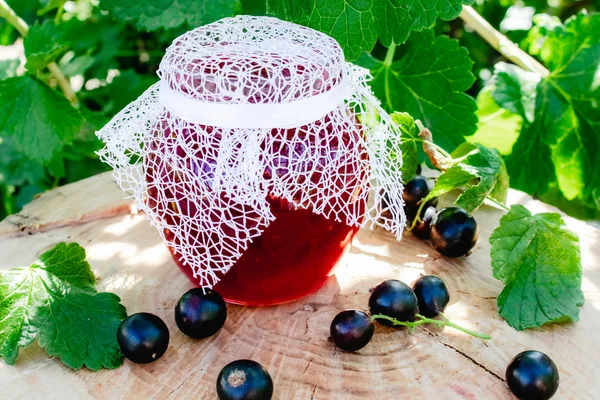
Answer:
[0, 0, 598, 220]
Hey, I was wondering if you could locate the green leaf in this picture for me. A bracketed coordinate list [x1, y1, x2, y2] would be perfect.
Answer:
[34, 291, 125, 370]
[0, 59, 20, 79]
[391, 112, 418, 182]
[37, 242, 96, 292]
[0, 118, 42, 214]
[492, 13, 600, 210]
[47, 152, 66, 179]
[296, 0, 377, 61]
[104, 70, 157, 113]
[14, 184, 45, 209]
[59, 15, 124, 80]
[60, 55, 96, 77]
[372, 0, 476, 47]
[266, 0, 307, 21]
[100, 0, 238, 31]
[468, 86, 522, 155]
[492, 63, 540, 122]
[236, 0, 267, 15]
[0, 243, 126, 369]
[426, 163, 473, 198]
[0, 268, 38, 365]
[267, 0, 475, 60]
[500, 77, 556, 197]
[0, 75, 84, 164]
[489, 205, 584, 330]
[539, 184, 600, 221]
[0, 137, 47, 187]
[424, 142, 508, 212]
[490, 159, 509, 204]
[82, 69, 157, 126]
[358, 30, 477, 151]
[23, 20, 70, 71]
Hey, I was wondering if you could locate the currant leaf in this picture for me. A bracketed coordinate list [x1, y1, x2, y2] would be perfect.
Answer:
[0, 243, 127, 369]
[0, 75, 84, 164]
[490, 205, 584, 330]
[492, 13, 600, 210]
[99, 0, 238, 31]
[358, 30, 477, 151]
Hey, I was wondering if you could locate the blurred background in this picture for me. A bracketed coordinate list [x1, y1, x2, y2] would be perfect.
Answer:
[0, 0, 598, 221]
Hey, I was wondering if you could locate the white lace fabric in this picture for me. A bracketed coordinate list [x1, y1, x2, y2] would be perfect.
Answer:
[97, 16, 405, 287]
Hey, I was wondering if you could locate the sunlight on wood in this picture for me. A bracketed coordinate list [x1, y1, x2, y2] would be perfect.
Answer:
[86, 241, 139, 262]
[102, 214, 145, 236]
[443, 302, 487, 336]
[102, 273, 144, 291]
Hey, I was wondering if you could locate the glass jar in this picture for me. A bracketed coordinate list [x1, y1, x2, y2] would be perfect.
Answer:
[146, 118, 367, 305]
[97, 16, 405, 306]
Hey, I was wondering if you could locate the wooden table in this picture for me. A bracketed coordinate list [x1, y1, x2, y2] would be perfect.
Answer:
[0, 172, 598, 399]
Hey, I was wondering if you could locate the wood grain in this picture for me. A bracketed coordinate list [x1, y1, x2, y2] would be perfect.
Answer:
[0, 172, 598, 400]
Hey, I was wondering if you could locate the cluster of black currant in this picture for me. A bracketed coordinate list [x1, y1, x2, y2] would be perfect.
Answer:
[401, 167, 479, 257]
[330, 276, 490, 353]
[330, 276, 560, 400]
[116, 289, 274, 400]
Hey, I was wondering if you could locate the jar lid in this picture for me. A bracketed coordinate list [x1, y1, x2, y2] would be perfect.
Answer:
[158, 16, 346, 105]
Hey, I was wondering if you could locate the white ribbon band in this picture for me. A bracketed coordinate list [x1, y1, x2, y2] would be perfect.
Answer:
[158, 74, 348, 129]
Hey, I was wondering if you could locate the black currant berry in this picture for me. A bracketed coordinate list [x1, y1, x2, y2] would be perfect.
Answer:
[369, 280, 418, 326]
[330, 310, 374, 352]
[430, 207, 479, 257]
[404, 204, 418, 223]
[411, 276, 450, 317]
[175, 288, 227, 339]
[506, 351, 559, 400]
[402, 175, 430, 206]
[117, 312, 169, 364]
[217, 359, 274, 400]
[412, 206, 437, 239]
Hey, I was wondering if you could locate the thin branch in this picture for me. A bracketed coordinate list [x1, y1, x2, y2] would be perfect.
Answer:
[0, 0, 28, 36]
[0, 0, 79, 107]
[459, 5, 550, 77]
[47, 62, 79, 107]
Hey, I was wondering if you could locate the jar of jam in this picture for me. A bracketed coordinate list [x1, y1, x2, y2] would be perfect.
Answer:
[98, 16, 405, 306]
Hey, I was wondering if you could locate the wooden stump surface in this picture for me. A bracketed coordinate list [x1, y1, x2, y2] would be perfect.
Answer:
[0, 172, 598, 399]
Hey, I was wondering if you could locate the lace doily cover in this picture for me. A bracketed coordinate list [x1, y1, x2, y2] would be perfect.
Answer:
[97, 16, 405, 287]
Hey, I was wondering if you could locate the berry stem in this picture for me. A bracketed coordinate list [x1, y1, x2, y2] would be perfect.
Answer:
[484, 195, 511, 211]
[370, 313, 491, 340]
[407, 197, 429, 231]
[449, 148, 479, 166]
[419, 314, 491, 340]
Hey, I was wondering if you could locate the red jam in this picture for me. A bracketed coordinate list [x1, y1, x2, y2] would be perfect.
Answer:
[169, 197, 360, 305]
